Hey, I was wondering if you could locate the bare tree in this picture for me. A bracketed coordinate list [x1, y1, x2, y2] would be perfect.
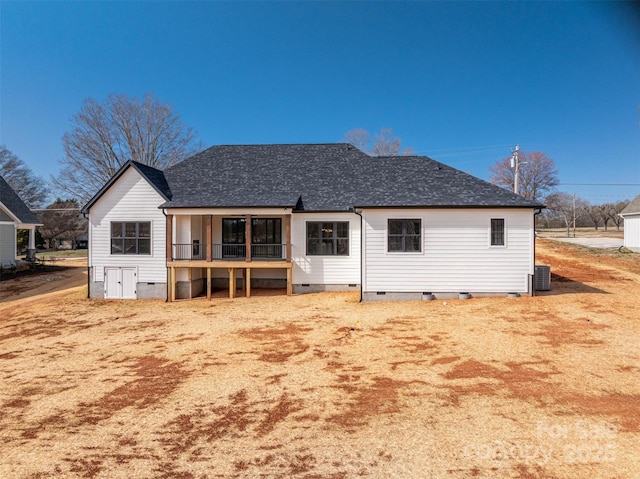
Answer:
[0, 145, 49, 208]
[38, 199, 86, 250]
[54, 93, 202, 204]
[609, 200, 628, 231]
[343, 128, 370, 151]
[343, 128, 413, 156]
[582, 204, 602, 230]
[489, 151, 559, 201]
[371, 128, 413, 156]
[596, 204, 612, 231]
[545, 192, 587, 237]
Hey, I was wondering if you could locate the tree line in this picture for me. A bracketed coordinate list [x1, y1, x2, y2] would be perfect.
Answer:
[541, 194, 627, 235]
[487, 149, 629, 236]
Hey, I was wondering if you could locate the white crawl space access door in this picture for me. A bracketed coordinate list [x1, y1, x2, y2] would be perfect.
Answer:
[104, 267, 137, 299]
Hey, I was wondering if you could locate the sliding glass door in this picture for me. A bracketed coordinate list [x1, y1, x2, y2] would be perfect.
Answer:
[222, 218, 282, 259]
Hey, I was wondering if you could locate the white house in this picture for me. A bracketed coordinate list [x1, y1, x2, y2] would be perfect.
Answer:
[619, 194, 640, 252]
[82, 144, 544, 301]
[0, 175, 40, 268]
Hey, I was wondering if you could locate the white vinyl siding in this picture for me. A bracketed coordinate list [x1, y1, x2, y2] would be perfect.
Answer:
[88, 168, 166, 284]
[292, 213, 360, 285]
[363, 208, 534, 293]
[0, 223, 16, 267]
[0, 208, 13, 221]
[623, 215, 640, 250]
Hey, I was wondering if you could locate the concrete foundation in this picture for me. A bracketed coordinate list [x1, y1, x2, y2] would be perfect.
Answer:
[89, 281, 105, 299]
[137, 282, 167, 300]
[176, 279, 205, 299]
[362, 291, 528, 302]
[89, 281, 167, 300]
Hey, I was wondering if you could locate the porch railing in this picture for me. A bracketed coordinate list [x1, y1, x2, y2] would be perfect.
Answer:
[250, 243, 285, 259]
[173, 243, 206, 260]
[172, 243, 289, 261]
[213, 244, 246, 259]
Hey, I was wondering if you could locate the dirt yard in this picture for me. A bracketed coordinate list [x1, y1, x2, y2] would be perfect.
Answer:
[1, 240, 639, 479]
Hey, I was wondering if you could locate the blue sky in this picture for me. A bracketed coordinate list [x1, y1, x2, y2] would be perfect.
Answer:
[1, 1, 639, 202]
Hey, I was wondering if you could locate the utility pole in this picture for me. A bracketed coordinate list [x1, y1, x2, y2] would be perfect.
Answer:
[511, 145, 520, 195]
[573, 193, 577, 238]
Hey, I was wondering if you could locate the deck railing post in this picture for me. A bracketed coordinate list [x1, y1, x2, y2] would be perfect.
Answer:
[285, 214, 291, 262]
[206, 215, 212, 262]
[245, 215, 252, 262]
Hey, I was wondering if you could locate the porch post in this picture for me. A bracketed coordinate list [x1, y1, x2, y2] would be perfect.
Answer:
[245, 215, 252, 262]
[245, 268, 251, 297]
[206, 215, 212, 261]
[229, 267, 236, 298]
[26, 226, 36, 262]
[286, 267, 292, 296]
[207, 268, 212, 300]
[28, 226, 35, 249]
[166, 214, 174, 303]
[285, 214, 291, 262]
[170, 266, 176, 302]
[166, 214, 173, 262]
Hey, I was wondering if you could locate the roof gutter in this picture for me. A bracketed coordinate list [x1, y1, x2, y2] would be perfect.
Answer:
[352, 204, 545, 210]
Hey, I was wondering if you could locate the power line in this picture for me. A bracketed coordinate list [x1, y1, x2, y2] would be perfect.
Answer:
[412, 144, 513, 157]
[423, 144, 513, 154]
[557, 183, 640, 186]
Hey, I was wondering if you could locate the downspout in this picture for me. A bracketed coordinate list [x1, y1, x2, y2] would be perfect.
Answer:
[533, 207, 543, 296]
[162, 208, 169, 303]
[352, 207, 364, 303]
[82, 211, 90, 299]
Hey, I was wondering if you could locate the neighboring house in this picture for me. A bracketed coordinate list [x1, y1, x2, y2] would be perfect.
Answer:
[75, 235, 88, 249]
[619, 194, 640, 252]
[0, 175, 41, 268]
[81, 144, 544, 301]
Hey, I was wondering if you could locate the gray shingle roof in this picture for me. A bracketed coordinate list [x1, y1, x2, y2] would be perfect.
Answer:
[620, 194, 640, 216]
[160, 143, 543, 210]
[0, 175, 40, 224]
[132, 162, 172, 200]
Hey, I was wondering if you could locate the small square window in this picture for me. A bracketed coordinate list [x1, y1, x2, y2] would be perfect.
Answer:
[388, 219, 422, 252]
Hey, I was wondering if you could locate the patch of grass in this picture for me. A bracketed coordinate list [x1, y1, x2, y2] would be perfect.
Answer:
[34, 249, 88, 259]
[537, 227, 623, 238]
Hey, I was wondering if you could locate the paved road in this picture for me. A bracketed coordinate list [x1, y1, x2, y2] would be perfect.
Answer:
[546, 236, 624, 249]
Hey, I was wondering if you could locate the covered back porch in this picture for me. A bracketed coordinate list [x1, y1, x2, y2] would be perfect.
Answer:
[165, 209, 293, 301]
